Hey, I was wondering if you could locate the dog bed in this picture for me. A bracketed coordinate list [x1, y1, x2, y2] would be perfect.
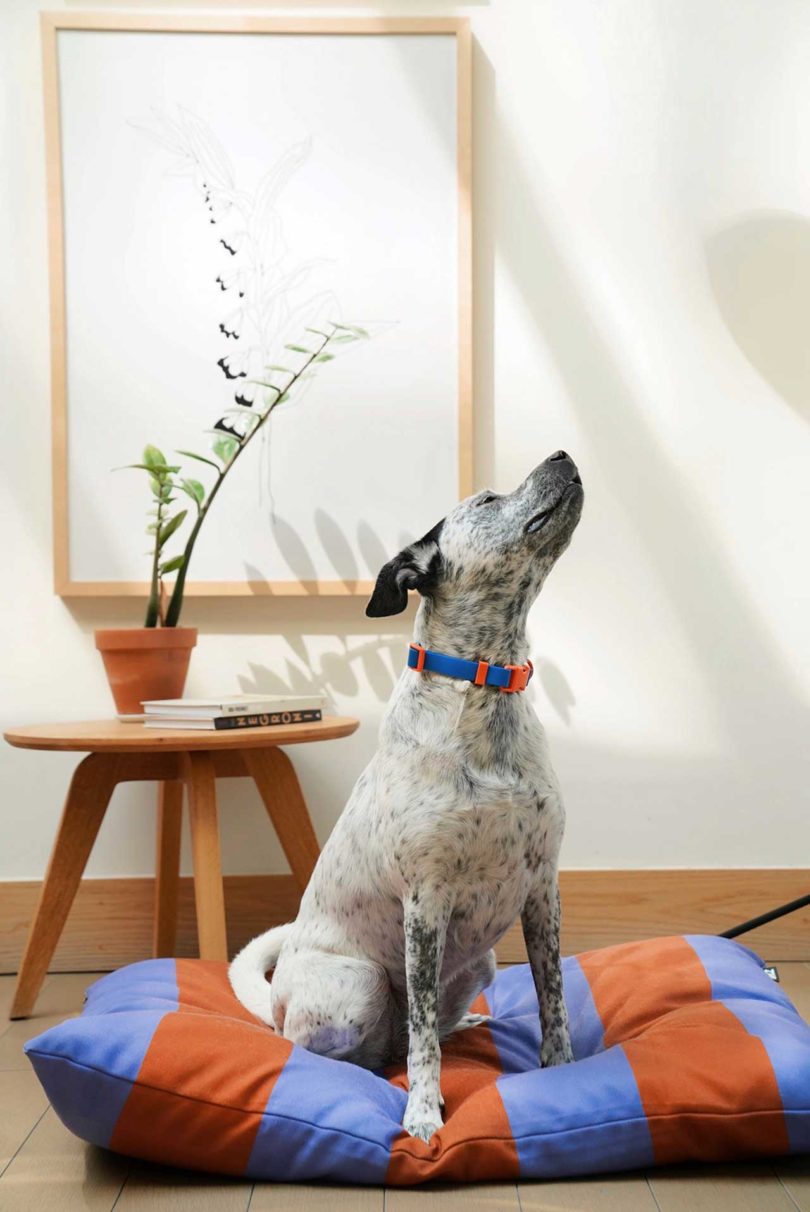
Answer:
[24, 935, 810, 1184]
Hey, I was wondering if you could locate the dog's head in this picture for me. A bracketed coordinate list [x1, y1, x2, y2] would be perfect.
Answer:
[366, 451, 584, 618]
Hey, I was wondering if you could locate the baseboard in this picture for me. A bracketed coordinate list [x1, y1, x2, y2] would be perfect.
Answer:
[1, 868, 807, 974]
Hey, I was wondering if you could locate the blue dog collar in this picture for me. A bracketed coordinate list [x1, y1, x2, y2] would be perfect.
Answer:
[407, 643, 534, 693]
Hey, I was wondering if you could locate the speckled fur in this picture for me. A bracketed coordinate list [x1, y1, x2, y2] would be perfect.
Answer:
[229, 451, 584, 1142]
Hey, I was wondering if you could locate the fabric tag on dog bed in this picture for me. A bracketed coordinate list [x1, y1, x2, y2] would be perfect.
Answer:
[24, 935, 810, 1184]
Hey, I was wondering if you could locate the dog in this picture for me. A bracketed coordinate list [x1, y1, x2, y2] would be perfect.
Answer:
[229, 450, 584, 1141]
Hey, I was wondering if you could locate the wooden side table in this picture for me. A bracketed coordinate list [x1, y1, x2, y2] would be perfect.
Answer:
[4, 717, 359, 1018]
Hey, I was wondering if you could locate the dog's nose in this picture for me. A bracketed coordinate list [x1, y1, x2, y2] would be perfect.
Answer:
[549, 450, 570, 462]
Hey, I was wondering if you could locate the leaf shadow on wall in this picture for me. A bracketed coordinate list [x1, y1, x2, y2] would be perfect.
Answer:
[237, 632, 405, 710]
[236, 511, 409, 703]
[706, 209, 810, 422]
[243, 509, 394, 596]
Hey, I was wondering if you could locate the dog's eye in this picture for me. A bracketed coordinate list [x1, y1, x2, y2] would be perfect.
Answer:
[477, 494, 497, 506]
[525, 509, 552, 534]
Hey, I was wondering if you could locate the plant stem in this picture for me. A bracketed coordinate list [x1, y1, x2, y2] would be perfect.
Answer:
[163, 326, 334, 627]
[144, 492, 165, 627]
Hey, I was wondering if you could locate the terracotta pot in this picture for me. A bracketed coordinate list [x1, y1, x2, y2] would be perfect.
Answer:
[95, 627, 198, 715]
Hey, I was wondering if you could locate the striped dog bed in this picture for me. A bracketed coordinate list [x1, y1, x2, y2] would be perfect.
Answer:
[25, 935, 810, 1184]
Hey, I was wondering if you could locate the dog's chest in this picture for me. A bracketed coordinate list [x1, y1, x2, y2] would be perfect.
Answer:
[383, 763, 560, 949]
[443, 788, 557, 950]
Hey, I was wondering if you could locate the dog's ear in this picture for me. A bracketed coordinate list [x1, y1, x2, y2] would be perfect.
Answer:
[365, 520, 444, 618]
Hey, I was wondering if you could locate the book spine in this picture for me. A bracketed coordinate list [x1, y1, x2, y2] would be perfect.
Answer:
[217, 702, 319, 715]
[213, 709, 323, 731]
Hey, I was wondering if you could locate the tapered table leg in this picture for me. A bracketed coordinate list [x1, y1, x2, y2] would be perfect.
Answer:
[184, 752, 227, 961]
[10, 754, 122, 1018]
[242, 748, 321, 891]
[152, 780, 183, 958]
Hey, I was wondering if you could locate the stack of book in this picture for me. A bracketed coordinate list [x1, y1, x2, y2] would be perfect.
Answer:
[141, 695, 325, 731]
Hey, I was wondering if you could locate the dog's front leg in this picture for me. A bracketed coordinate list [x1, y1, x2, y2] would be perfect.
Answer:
[402, 895, 449, 1142]
[521, 866, 574, 1068]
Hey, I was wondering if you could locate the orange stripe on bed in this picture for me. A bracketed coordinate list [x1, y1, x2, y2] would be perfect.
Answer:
[385, 990, 520, 1183]
[172, 960, 266, 1023]
[579, 937, 789, 1164]
[110, 959, 291, 1174]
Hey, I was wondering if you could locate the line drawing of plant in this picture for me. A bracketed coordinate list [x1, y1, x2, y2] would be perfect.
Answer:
[123, 106, 377, 625]
[129, 106, 340, 449]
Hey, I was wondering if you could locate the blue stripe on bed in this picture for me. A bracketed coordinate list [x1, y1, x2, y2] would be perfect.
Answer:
[482, 956, 605, 1075]
[497, 1042, 654, 1177]
[247, 1043, 406, 1183]
[24, 958, 179, 1149]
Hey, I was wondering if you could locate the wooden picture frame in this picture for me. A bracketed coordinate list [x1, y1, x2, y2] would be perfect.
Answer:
[42, 13, 472, 598]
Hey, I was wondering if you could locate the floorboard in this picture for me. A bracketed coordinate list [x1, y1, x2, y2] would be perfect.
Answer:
[0, 1107, 129, 1211]
[775, 1153, 810, 1212]
[250, 1186, 383, 1210]
[648, 1163, 797, 1211]
[518, 1174, 658, 1211]
[386, 1186, 520, 1210]
[116, 1160, 252, 1210]
[0, 1070, 49, 1176]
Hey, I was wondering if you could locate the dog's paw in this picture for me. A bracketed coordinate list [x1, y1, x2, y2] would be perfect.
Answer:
[454, 1012, 491, 1031]
[540, 1035, 574, 1068]
[403, 1115, 443, 1143]
[403, 1099, 443, 1142]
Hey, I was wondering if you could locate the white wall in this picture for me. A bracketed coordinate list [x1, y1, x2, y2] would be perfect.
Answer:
[1, 0, 808, 882]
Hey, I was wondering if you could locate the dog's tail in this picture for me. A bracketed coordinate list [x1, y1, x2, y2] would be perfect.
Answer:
[228, 923, 292, 1026]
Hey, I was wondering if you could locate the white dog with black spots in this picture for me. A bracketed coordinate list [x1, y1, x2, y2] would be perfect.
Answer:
[229, 450, 584, 1141]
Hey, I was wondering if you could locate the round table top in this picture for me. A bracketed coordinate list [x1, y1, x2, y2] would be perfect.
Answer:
[3, 716, 360, 753]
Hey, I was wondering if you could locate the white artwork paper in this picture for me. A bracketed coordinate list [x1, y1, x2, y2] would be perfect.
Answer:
[56, 30, 460, 586]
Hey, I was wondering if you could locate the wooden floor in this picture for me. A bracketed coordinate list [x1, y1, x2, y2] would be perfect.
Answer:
[0, 965, 808, 1211]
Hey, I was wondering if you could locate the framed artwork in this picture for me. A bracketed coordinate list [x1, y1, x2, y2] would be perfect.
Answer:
[42, 14, 472, 597]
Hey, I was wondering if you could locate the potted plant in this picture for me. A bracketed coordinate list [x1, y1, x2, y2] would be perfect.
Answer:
[96, 321, 367, 715]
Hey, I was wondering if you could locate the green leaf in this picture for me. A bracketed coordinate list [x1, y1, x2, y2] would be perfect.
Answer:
[159, 509, 188, 545]
[329, 333, 360, 344]
[246, 379, 282, 393]
[122, 462, 174, 475]
[150, 478, 162, 498]
[265, 365, 293, 374]
[284, 344, 313, 354]
[146, 524, 158, 534]
[314, 353, 334, 363]
[213, 435, 239, 464]
[159, 555, 185, 574]
[179, 478, 205, 507]
[304, 327, 330, 338]
[143, 444, 167, 469]
[176, 449, 221, 471]
[329, 321, 369, 338]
